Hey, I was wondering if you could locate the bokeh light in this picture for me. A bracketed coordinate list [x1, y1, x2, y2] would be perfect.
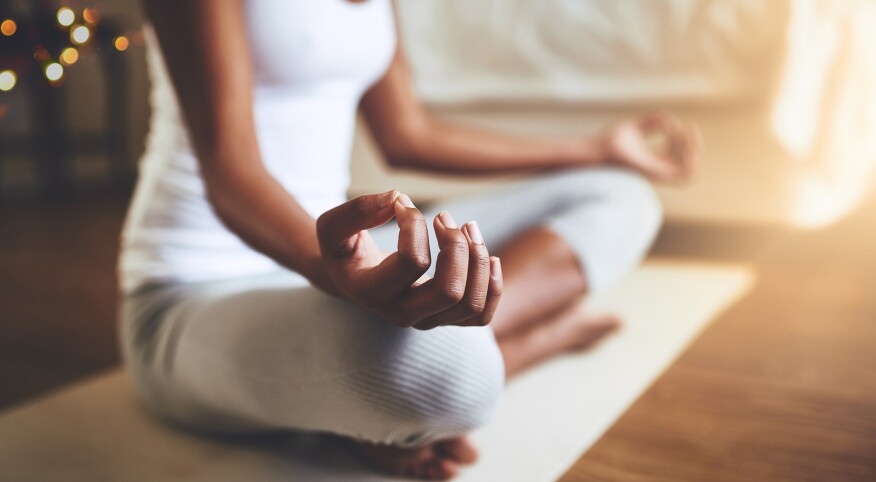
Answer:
[70, 25, 90, 45]
[0, 19, 16, 36]
[82, 7, 100, 25]
[45, 62, 64, 82]
[60, 47, 79, 66]
[114, 36, 129, 52]
[0, 70, 16, 92]
[57, 7, 75, 27]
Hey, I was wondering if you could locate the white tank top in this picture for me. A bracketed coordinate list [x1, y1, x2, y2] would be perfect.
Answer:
[119, 0, 396, 293]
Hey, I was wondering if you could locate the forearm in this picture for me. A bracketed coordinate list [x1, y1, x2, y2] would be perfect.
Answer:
[392, 119, 609, 175]
[201, 157, 331, 291]
[361, 45, 610, 175]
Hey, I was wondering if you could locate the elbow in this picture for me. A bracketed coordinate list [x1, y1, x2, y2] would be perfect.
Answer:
[200, 163, 255, 224]
[382, 142, 420, 169]
[203, 176, 235, 226]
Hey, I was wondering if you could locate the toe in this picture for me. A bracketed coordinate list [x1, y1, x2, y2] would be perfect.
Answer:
[595, 313, 622, 332]
[424, 458, 459, 480]
[435, 437, 478, 465]
[570, 313, 622, 351]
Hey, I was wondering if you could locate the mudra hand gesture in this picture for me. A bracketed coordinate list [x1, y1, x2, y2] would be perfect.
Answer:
[601, 112, 702, 183]
[317, 190, 502, 330]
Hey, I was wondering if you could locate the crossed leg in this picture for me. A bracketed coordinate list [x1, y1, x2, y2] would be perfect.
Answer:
[121, 168, 662, 481]
[491, 227, 622, 376]
[348, 168, 661, 478]
[372, 167, 663, 378]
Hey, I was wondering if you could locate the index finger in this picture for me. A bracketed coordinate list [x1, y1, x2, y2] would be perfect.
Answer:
[317, 190, 399, 258]
[360, 194, 432, 297]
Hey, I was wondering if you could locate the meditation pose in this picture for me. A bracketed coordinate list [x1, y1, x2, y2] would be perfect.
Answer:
[120, 1, 699, 479]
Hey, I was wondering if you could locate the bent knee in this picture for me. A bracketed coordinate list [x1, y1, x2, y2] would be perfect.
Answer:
[537, 167, 663, 233]
[557, 167, 663, 237]
[605, 169, 663, 237]
[542, 168, 663, 293]
[378, 327, 505, 445]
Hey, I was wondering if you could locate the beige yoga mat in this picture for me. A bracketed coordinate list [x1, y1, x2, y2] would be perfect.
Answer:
[0, 260, 753, 482]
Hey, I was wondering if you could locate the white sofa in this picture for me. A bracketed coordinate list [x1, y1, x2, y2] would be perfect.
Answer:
[350, 0, 876, 228]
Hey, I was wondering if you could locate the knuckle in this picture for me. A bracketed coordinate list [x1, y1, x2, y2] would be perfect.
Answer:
[408, 216, 429, 231]
[461, 298, 486, 317]
[489, 283, 504, 298]
[444, 231, 468, 248]
[471, 252, 491, 271]
[444, 239, 469, 254]
[438, 240, 468, 267]
[438, 283, 465, 305]
[401, 252, 431, 273]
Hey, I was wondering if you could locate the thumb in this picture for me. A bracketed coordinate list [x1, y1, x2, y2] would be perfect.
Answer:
[317, 190, 400, 258]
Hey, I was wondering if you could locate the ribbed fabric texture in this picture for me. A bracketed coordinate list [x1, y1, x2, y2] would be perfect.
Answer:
[119, 168, 661, 447]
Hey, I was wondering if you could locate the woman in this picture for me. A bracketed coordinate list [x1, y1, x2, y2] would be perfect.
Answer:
[120, 0, 700, 479]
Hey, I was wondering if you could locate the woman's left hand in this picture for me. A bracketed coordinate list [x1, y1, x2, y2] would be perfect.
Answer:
[599, 112, 702, 183]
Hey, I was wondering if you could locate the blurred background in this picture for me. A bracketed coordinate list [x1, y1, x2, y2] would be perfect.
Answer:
[1, 0, 875, 479]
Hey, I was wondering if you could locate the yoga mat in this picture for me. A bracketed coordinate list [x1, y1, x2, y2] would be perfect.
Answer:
[0, 260, 753, 481]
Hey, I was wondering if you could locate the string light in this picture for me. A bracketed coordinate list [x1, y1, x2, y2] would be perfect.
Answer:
[70, 25, 90, 44]
[60, 47, 79, 66]
[45, 62, 64, 82]
[0, 70, 16, 92]
[113, 35, 129, 51]
[82, 7, 100, 25]
[57, 7, 75, 27]
[1, 18, 16, 36]
[5, 5, 139, 90]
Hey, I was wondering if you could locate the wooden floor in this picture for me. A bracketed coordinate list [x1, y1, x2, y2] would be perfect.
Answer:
[1, 192, 875, 481]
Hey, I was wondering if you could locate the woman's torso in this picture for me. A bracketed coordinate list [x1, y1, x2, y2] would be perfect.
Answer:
[120, 0, 396, 293]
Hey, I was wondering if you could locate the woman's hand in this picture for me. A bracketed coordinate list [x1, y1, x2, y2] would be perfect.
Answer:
[316, 190, 503, 330]
[600, 112, 702, 183]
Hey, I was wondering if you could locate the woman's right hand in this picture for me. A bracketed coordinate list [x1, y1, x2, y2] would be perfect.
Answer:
[599, 112, 702, 184]
[316, 190, 502, 330]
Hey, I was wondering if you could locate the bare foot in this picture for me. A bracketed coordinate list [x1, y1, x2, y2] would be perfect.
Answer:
[499, 308, 622, 377]
[348, 436, 478, 480]
[554, 311, 622, 352]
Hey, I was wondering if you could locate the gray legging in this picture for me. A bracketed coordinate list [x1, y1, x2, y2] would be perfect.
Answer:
[120, 167, 662, 447]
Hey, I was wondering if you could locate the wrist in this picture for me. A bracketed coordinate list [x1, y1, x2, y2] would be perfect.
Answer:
[301, 254, 340, 296]
[555, 137, 610, 168]
[590, 132, 615, 166]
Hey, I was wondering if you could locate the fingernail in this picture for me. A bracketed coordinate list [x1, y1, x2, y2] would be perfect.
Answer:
[397, 193, 415, 208]
[490, 257, 502, 280]
[438, 211, 457, 229]
[465, 221, 484, 244]
[378, 190, 399, 209]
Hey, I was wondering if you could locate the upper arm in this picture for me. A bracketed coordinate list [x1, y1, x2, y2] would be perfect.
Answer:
[360, 45, 432, 165]
[142, 0, 261, 175]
